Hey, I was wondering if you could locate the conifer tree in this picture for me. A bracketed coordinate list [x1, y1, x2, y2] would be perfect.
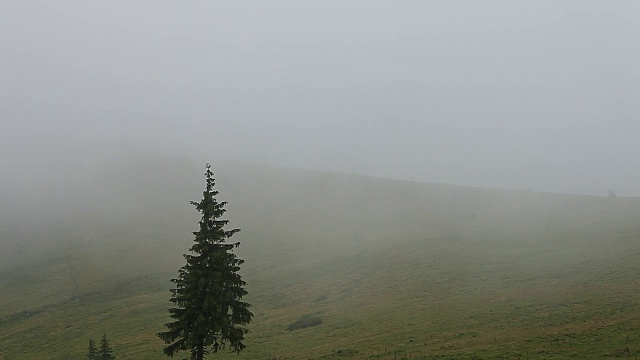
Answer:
[158, 163, 253, 359]
[87, 338, 98, 360]
[99, 334, 115, 360]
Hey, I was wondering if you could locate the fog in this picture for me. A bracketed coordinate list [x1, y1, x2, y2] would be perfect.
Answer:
[4, 4, 640, 358]
[2, 1, 640, 196]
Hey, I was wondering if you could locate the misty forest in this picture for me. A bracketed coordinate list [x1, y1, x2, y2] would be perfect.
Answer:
[2, 2, 640, 360]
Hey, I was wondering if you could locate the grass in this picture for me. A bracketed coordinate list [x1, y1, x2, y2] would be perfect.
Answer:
[1, 159, 640, 359]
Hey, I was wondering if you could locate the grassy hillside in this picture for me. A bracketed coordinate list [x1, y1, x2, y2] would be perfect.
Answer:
[1, 157, 639, 359]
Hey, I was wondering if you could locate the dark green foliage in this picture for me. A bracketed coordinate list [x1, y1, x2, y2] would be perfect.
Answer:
[87, 338, 98, 360]
[286, 315, 322, 331]
[157, 163, 253, 359]
[99, 334, 115, 360]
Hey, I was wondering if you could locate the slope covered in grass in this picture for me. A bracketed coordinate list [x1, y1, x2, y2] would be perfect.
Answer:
[1, 156, 639, 359]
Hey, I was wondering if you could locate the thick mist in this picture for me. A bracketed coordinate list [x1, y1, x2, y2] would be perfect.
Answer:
[2, 4, 640, 358]
[2, 1, 639, 196]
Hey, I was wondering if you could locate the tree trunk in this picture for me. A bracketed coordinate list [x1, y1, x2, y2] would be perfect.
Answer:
[196, 339, 204, 360]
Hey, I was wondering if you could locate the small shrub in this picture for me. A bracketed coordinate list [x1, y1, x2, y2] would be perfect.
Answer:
[331, 348, 358, 357]
[286, 315, 322, 331]
[313, 294, 328, 302]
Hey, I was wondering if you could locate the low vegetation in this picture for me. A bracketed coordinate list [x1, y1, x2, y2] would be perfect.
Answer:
[1, 158, 639, 359]
[287, 315, 322, 331]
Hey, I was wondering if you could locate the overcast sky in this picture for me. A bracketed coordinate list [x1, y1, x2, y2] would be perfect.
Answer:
[2, 1, 639, 196]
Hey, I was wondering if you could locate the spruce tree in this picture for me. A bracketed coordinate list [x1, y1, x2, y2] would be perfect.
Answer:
[158, 163, 253, 359]
[99, 334, 115, 360]
[87, 338, 98, 360]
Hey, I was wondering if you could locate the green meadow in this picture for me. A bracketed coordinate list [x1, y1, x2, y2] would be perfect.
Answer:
[1, 157, 639, 359]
